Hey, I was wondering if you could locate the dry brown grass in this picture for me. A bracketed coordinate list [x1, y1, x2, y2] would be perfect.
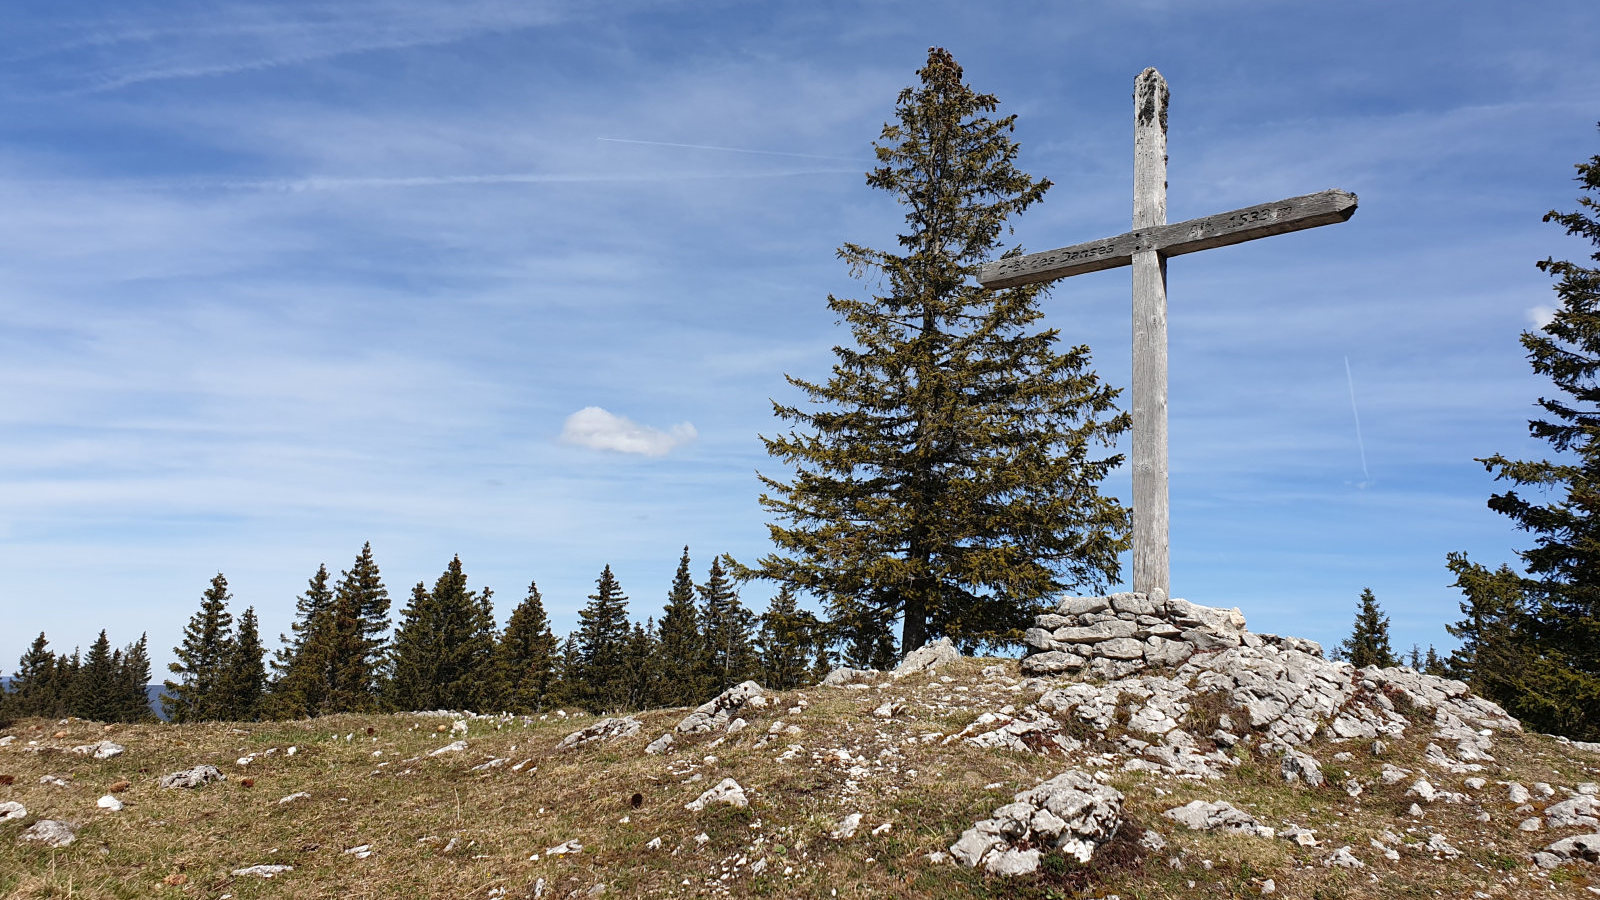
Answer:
[1, 660, 1598, 899]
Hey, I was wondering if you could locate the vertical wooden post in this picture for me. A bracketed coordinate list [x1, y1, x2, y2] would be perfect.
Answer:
[1131, 68, 1170, 600]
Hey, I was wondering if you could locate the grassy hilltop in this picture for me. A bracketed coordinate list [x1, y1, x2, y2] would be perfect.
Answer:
[2, 654, 1599, 899]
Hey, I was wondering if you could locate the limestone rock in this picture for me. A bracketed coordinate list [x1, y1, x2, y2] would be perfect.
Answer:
[68, 740, 124, 760]
[676, 682, 769, 734]
[232, 864, 293, 878]
[821, 667, 876, 687]
[0, 801, 26, 824]
[829, 813, 863, 840]
[555, 716, 642, 752]
[19, 819, 76, 848]
[685, 778, 748, 812]
[1546, 797, 1600, 829]
[1281, 749, 1325, 787]
[1545, 833, 1600, 865]
[952, 770, 1123, 874]
[1322, 846, 1364, 868]
[892, 637, 959, 678]
[1163, 800, 1272, 838]
[159, 765, 225, 789]
[96, 795, 123, 812]
[428, 740, 468, 756]
[644, 733, 674, 755]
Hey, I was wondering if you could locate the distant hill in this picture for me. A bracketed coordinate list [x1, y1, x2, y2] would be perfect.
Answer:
[0, 677, 169, 721]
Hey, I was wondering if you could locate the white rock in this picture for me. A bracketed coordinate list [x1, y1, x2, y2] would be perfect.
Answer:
[830, 813, 863, 840]
[96, 795, 123, 811]
[428, 740, 468, 756]
[676, 682, 768, 733]
[1521, 817, 1543, 831]
[69, 740, 125, 760]
[555, 717, 641, 752]
[1406, 779, 1436, 803]
[0, 801, 27, 824]
[892, 637, 960, 678]
[1322, 846, 1364, 868]
[159, 765, 225, 789]
[19, 820, 77, 848]
[1508, 782, 1532, 804]
[546, 839, 582, 856]
[1545, 833, 1600, 864]
[277, 792, 310, 805]
[644, 733, 674, 755]
[685, 778, 747, 812]
[232, 864, 293, 878]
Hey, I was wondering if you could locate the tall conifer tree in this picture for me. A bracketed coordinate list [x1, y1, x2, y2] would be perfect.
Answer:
[655, 547, 708, 706]
[385, 557, 497, 711]
[572, 565, 633, 712]
[219, 607, 267, 721]
[324, 543, 391, 713]
[699, 556, 757, 691]
[757, 585, 819, 691]
[115, 634, 154, 722]
[165, 573, 236, 722]
[755, 48, 1129, 656]
[496, 581, 559, 713]
[1335, 588, 1398, 669]
[1451, 132, 1600, 739]
[72, 630, 118, 722]
[269, 564, 334, 718]
[8, 633, 55, 719]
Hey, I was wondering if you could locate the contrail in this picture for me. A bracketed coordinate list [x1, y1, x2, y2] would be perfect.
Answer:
[1344, 355, 1371, 485]
[598, 137, 865, 164]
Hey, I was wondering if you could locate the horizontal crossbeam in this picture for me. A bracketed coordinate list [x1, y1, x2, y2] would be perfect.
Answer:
[977, 188, 1358, 289]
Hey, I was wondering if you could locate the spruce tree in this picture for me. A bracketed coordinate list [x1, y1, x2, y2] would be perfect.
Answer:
[385, 557, 497, 711]
[219, 607, 267, 720]
[699, 556, 757, 691]
[755, 47, 1129, 656]
[7, 633, 56, 718]
[496, 581, 559, 713]
[572, 565, 633, 712]
[115, 634, 154, 722]
[757, 585, 820, 691]
[72, 630, 118, 722]
[269, 563, 335, 718]
[324, 543, 391, 713]
[623, 620, 657, 710]
[655, 547, 709, 706]
[1452, 133, 1600, 739]
[1335, 588, 1398, 669]
[385, 582, 437, 711]
[165, 573, 236, 722]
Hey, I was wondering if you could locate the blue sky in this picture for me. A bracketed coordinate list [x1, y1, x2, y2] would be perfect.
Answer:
[2, 0, 1596, 674]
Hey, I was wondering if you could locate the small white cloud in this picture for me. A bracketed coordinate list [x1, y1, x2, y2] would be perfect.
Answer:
[1527, 305, 1557, 329]
[560, 406, 696, 457]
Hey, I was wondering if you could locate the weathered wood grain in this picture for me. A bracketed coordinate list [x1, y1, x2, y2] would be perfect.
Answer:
[1130, 68, 1170, 600]
[977, 189, 1358, 289]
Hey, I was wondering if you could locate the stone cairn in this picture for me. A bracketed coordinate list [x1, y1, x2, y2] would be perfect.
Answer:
[1021, 591, 1321, 681]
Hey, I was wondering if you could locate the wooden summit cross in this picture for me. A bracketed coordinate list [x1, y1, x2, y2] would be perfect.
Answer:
[978, 68, 1356, 601]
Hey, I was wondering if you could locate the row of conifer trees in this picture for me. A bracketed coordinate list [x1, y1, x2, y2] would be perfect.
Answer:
[0, 543, 834, 723]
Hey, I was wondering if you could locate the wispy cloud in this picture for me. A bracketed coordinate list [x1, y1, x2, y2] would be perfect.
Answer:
[1527, 305, 1557, 329]
[561, 407, 697, 457]
[10, 0, 581, 95]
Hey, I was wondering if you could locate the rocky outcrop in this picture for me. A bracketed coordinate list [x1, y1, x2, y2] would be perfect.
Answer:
[159, 765, 224, 789]
[555, 717, 641, 752]
[950, 770, 1124, 874]
[892, 637, 959, 678]
[1017, 593, 1520, 757]
[1163, 800, 1274, 837]
[676, 682, 769, 734]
